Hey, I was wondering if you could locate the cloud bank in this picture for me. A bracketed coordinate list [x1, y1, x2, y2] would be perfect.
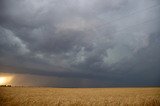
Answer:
[0, 0, 160, 87]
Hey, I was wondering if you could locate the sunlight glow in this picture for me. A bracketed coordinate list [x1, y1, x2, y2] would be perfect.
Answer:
[0, 76, 13, 85]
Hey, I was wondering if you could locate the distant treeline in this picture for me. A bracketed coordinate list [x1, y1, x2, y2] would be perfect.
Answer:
[0, 85, 11, 87]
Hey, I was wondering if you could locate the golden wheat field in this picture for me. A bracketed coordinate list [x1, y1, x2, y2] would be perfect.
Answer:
[0, 87, 160, 106]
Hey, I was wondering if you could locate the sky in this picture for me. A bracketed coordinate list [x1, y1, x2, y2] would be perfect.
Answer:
[0, 0, 160, 87]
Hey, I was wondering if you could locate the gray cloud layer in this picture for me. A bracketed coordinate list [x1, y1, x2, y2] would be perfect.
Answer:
[0, 0, 160, 87]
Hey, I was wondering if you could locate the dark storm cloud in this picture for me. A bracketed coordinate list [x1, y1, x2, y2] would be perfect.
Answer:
[0, 0, 160, 87]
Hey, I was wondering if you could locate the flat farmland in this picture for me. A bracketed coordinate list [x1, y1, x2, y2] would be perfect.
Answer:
[0, 87, 160, 106]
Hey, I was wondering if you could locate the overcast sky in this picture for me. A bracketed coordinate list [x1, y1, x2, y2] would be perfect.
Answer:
[0, 0, 160, 87]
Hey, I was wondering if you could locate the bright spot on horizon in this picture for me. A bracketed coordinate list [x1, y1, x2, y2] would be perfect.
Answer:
[0, 76, 13, 85]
